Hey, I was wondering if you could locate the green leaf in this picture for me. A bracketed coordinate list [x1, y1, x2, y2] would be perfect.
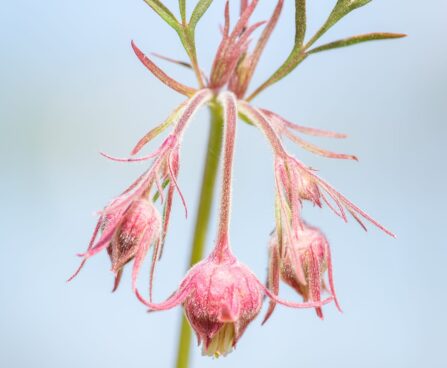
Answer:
[307, 32, 406, 54]
[294, 0, 306, 48]
[246, 0, 307, 100]
[189, 0, 213, 31]
[143, 0, 180, 30]
[326, 0, 372, 30]
[305, 0, 372, 49]
[179, 0, 187, 24]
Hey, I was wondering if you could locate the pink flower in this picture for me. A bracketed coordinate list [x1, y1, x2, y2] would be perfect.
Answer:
[107, 199, 161, 291]
[184, 257, 262, 357]
[68, 198, 161, 292]
[69, 89, 213, 292]
[137, 243, 332, 357]
[175, 251, 263, 357]
[238, 102, 395, 237]
[237, 101, 394, 323]
[265, 222, 341, 322]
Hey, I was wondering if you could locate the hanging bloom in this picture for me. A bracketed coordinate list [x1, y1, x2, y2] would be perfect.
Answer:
[265, 222, 342, 322]
[68, 89, 213, 292]
[174, 251, 263, 357]
[68, 197, 161, 292]
[68, 197, 162, 291]
[238, 102, 395, 235]
[108, 199, 161, 291]
[184, 257, 263, 357]
[137, 242, 333, 357]
[237, 102, 394, 321]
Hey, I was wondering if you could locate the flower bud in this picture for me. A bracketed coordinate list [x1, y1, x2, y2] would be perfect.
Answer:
[272, 223, 340, 318]
[108, 198, 161, 274]
[137, 247, 334, 355]
[95, 198, 161, 291]
[297, 172, 321, 206]
[183, 257, 263, 357]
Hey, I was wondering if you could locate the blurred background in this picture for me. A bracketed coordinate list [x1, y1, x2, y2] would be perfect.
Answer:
[1, 1, 446, 367]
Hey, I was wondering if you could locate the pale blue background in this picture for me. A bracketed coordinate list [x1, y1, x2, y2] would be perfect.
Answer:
[1, 1, 446, 367]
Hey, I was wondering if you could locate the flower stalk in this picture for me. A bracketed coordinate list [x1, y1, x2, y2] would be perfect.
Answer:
[176, 104, 224, 368]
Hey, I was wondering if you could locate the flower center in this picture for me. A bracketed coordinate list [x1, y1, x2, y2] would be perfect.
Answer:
[203, 323, 235, 358]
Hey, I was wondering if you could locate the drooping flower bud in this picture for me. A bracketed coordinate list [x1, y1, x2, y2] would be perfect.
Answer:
[137, 246, 333, 357]
[107, 198, 161, 290]
[183, 255, 263, 357]
[69, 197, 162, 292]
[296, 173, 322, 206]
[269, 222, 341, 319]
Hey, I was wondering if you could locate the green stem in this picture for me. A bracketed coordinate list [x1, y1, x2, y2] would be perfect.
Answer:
[175, 104, 224, 368]
[177, 28, 205, 88]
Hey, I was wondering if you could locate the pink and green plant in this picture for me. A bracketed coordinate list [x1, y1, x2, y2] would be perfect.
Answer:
[70, 0, 403, 366]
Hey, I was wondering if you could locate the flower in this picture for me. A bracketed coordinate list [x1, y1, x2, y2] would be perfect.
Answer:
[175, 251, 263, 357]
[68, 89, 213, 292]
[68, 197, 161, 293]
[107, 198, 161, 291]
[184, 257, 263, 357]
[137, 242, 332, 357]
[265, 222, 341, 322]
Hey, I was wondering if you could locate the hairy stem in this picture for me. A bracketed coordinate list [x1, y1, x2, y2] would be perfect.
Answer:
[175, 104, 224, 368]
[213, 93, 237, 260]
